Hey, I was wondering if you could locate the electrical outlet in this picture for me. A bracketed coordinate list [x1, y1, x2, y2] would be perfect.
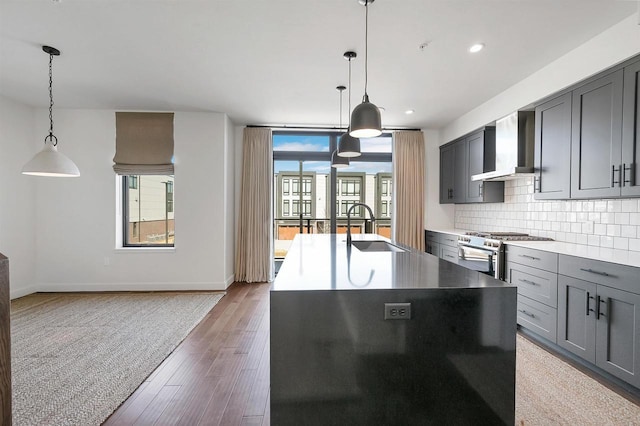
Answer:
[384, 303, 411, 320]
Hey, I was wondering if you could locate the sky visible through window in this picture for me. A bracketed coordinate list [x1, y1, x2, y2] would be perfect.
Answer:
[273, 134, 392, 174]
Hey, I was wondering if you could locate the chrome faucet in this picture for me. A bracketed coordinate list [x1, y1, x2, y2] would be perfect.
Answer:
[346, 203, 375, 248]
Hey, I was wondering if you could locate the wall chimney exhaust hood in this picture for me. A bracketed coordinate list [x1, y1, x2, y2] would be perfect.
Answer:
[471, 111, 535, 181]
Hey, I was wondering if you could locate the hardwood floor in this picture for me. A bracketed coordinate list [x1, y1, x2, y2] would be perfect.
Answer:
[103, 282, 271, 426]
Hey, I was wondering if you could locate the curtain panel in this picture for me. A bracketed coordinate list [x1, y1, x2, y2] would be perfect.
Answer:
[113, 112, 175, 175]
[235, 128, 274, 283]
[393, 131, 425, 251]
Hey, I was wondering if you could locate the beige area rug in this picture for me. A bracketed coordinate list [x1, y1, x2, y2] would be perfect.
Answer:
[516, 334, 640, 425]
[11, 292, 224, 426]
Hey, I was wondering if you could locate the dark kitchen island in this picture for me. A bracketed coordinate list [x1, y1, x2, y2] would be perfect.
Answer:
[270, 234, 517, 425]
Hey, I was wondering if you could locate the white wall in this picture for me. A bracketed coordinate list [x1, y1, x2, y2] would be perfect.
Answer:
[0, 96, 38, 298]
[423, 128, 454, 229]
[222, 115, 235, 286]
[33, 109, 234, 292]
[441, 13, 640, 143]
[424, 13, 640, 237]
[456, 179, 640, 252]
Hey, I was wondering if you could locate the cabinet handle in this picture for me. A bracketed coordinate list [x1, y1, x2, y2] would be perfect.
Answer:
[623, 163, 635, 187]
[518, 254, 540, 261]
[518, 278, 540, 286]
[611, 165, 621, 187]
[586, 292, 595, 316]
[479, 183, 483, 197]
[579, 268, 610, 277]
[596, 295, 607, 320]
[518, 309, 536, 319]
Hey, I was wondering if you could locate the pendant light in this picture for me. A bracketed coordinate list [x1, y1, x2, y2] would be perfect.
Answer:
[349, 0, 382, 139]
[22, 46, 80, 177]
[338, 51, 361, 158]
[332, 85, 350, 168]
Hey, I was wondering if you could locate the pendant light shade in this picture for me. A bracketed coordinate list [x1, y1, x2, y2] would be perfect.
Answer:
[338, 50, 362, 157]
[22, 139, 81, 177]
[332, 85, 351, 168]
[22, 45, 80, 177]
[350, 0, 382, 139]
[337, 133, 361, 158]
[350, 94, 382, 138]
[331, 149, 350, 168]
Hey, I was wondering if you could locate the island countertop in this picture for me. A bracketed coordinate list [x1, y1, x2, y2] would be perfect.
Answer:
[272, 234, 513, 291]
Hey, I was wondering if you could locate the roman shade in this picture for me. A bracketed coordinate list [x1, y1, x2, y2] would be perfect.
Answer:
[113, 112, 174, 175]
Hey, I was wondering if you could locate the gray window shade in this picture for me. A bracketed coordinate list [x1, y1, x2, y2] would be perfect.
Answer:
[113, 112, 175, 175]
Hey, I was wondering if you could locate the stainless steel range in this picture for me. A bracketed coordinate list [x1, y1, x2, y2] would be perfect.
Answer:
[457, 232, 553, 280]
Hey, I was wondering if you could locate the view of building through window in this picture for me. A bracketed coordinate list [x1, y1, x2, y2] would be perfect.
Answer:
[123, 175, 175, 246]
[273, 132, 392, 260]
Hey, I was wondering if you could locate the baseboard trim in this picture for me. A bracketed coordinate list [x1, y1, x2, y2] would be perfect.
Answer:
[10, 285, 38, 300]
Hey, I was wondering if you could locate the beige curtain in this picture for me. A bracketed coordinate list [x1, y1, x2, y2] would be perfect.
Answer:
[113, 112, 175, 175]
[393, 131, 425, 251]
[235, 128, 273, 283]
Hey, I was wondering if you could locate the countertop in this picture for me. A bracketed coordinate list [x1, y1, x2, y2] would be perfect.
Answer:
[426, 228, 640, 268]
[272, 234, 512, 291]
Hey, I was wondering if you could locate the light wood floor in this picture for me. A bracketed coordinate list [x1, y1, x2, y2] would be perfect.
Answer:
[103, 282, 271, 426]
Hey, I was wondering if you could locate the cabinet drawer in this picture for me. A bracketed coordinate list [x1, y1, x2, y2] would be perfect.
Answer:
[439, 233, 459, 248]
[425, 230, 439, 241]
[559, 255, 640, 295]
[440, 246, 459, 264]
[517, 295, 557, 343]
[505, 245, 558, 273]
[506, 262, 558, 308]
[426, 241, 440, 256]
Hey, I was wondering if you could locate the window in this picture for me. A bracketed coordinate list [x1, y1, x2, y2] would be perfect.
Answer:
[283, 180, 290, 195]
[122, 175, 174, 246]
[341, 179, 360, 196]
[283, 200, 290, 216]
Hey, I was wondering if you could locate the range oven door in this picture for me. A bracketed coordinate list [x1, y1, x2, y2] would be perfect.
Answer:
[457, 244, 497, 278]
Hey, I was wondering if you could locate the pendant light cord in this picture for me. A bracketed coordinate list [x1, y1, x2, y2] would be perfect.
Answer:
[363, 1, 369, 99]
[348, 58, 352, 126]
[48, 52, 57, 146]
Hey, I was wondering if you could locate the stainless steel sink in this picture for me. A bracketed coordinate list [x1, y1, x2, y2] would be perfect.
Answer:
[351, 240, 406, 253]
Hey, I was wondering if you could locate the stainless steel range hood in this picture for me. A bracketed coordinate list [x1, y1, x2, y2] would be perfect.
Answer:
[471, 111, 535, 181]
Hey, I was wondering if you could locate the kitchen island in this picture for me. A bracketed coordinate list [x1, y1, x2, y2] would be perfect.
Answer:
[270, 234, 517, 425]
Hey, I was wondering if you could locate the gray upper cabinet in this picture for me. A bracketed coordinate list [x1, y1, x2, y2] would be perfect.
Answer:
[440, 139, 466, 204]
[534, 93, 572, 200]
[570, 70, 624, 199]
[440, 129, 504, 204]
[621, 59, 640, 197]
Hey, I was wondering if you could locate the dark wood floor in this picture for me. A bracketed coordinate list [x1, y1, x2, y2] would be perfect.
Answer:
[103, 282, 271, 426]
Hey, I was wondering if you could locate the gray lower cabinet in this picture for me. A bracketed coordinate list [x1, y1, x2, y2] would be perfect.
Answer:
[505, 245, 559, 343]
[621, 59, 640, 197]
[425, 230, 440, 256]
[558, 255, 640, 388]
[570, 70, 624, 199]
[534, 92, 572, 200]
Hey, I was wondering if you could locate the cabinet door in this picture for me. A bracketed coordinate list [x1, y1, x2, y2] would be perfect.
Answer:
[621, 59, 640, 197]
[452, 140, 467, 203]
[557, 275, 596, 363]
[571, 70, 624, 199]
[466, 131, 484, 202]
[595, 285, 640, 388]
[440, 144, 455, 204]
[534, 93, 572, 200]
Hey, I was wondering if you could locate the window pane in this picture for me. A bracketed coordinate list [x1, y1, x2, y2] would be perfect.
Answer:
[125, 175, 174, 246]
[360, 134, 392, 153]
[273, 134, 330, 152]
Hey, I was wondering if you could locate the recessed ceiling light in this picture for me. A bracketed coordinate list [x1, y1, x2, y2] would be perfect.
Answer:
[469, 43, 485, 53]
[405, 109, 415, 115]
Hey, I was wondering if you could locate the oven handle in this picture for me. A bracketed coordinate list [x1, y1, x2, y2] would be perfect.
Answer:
[457, 243, 499, 254]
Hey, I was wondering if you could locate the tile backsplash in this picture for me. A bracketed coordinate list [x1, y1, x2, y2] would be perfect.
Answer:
[454, 177, 640, 252]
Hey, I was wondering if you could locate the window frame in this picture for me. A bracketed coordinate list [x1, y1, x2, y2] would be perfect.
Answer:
[121, 175, 175, 248]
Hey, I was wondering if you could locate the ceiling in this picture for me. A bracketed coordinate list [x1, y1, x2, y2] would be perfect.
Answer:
[0, 0, 637, 130]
